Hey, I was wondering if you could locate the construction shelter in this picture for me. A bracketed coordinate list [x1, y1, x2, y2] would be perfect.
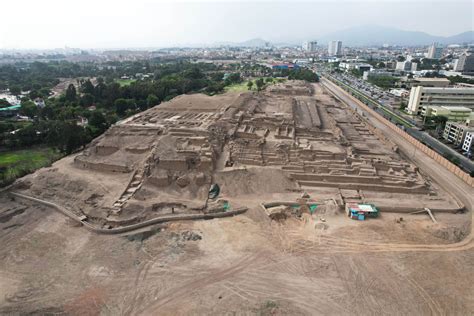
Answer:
[346, 203, 379, 221]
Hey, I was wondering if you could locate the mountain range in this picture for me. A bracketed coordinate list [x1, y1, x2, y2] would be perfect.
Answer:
[219, 25, 473, 47]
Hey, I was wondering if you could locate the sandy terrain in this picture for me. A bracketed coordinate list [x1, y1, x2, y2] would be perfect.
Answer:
[0, 196, 472, 315]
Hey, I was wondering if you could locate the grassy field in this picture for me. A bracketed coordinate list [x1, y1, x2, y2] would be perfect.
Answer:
[115, 78, 137, 87]
[0, 147, 62, 187]
[224, 78, 286, 93]
[224, 81, 251, 93]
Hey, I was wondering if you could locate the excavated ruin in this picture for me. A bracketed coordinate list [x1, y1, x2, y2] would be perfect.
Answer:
[10, 80, 462, 231]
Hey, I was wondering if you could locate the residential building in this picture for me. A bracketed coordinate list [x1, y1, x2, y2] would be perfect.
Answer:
[462, 131, 473, 153]
[302, 41, 318, 52]
[395, 60, 417, 72]
[328, 41, 342, 56]
[421, 106, 472, 122]
[454, 52, 474, 74]
[407, 86, 474, 115]
[339, 62, 372, 73]
[354, 63, 372, 73]
[442, 121, 474, 146]
[427, 42, 443, 59]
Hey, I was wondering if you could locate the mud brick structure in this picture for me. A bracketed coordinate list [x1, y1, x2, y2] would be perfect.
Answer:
[12, 80, 461, 229]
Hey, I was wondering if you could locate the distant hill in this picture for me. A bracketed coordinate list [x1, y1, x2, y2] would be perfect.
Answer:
[213, 26, 473, 48]
[215, 38, 269, 47]
[317, 25, 474, 46]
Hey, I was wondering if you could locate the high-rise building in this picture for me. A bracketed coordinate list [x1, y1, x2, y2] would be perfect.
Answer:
[427, 42, 443, 59]
[328, 41, 342, 56]
[454, 52, 474, 73]
[302, 41, 318, 52]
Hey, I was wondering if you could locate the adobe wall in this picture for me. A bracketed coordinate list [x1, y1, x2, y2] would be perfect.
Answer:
[298, 180, 428, 194]
[125, 147, 150, 154]
[74, 156, 130, 173]
[95, 146, 119, 156]
[325, 78, 474, 188]
[158, 159, 189, 171]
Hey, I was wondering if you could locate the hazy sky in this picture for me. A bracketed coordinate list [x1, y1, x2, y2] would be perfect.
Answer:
[1, 0, 472, 49]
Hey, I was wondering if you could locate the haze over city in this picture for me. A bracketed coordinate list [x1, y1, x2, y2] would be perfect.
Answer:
[1, 0, 473, 49]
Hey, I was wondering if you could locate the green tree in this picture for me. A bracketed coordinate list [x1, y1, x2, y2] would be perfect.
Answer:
[224, 73, 242, 85]
[65, 84, 77, 101]
[247, 81, 254, 90]
[81, 79, 95, 94]
[255, 78, 265, 91]
[146, 94, 159, 108]
[46, 121, 89, 154]
[349, 69, 363, 77]
[114, 98, 131, 116]
[15, 125, 41, 147]
[80, 93, 95, 107]
[88, 111, 108, 136]
[20, 100, 38, 118]
[0, 122, 14, 133]
[9, 85, 21, 96]
[288, 69, 319, 82]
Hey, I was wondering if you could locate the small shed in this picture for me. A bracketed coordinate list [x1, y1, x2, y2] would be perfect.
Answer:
[346, 203, 379, 221]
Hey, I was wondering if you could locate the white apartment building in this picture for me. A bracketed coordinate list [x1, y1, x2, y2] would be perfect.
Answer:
[407, 86, 474, 115]
[328, 41, 342, 56]
[303, 41, 318, 52]
[462, 131, 473, 153]
[454, 52, 474, 73]
[339, 62, 372, 73]
[443, 121, 474, 146]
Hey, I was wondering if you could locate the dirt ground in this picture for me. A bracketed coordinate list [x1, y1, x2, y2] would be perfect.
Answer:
[0, 193, 473, 315]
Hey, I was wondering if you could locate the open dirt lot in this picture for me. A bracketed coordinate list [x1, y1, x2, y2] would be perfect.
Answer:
[0, 196, 472, 315]
[0, 80, 473, 315]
